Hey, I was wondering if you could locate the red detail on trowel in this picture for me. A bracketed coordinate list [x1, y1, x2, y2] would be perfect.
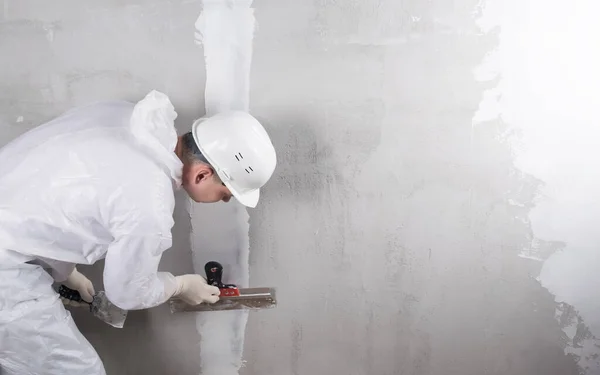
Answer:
[205, 261, 241, 297]
[219, 287, 240, 297]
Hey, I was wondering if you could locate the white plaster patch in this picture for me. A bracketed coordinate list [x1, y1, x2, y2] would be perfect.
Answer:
[194, 0, 255, 116]
[475, 0, 600, 372]
[191, 1, 256, 374]
[190, 200, 251, 374]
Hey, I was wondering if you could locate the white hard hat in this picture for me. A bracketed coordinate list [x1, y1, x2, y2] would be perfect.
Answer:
[191, 111, 276, 208]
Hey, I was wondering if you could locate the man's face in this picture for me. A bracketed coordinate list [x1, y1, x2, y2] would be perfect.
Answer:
[181, 162, 233, 203]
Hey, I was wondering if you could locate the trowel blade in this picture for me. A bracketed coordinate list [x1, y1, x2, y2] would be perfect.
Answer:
[169, 287, 277, 313]
[90, 291, 128, 328]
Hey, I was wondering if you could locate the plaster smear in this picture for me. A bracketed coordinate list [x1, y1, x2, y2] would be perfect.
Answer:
[474, 0, 600, 371]
[190, 1, 255, 374]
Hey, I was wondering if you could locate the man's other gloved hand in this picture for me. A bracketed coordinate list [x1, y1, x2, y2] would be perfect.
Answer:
[63, 267, 95, 303]
[173, 274, 220, 305]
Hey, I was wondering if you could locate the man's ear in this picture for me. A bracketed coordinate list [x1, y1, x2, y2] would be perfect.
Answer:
[194, 165, 214, 184]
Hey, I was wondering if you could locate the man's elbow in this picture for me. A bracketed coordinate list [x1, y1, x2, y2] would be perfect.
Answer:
[104, 282, 157, 310]
[104, 285, 140, 310]
[103, 270, 174, 310]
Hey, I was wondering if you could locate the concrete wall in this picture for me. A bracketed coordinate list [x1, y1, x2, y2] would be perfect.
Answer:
[0, 0, 595, 374]
[242, 1, 587, 374]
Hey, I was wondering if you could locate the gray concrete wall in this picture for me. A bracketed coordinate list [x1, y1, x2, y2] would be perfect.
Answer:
[0, 1, 588, 375]
[242, 1, 582, 374]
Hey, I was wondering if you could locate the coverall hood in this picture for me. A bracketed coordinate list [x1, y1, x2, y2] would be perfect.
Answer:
[129, 90, 183, 187]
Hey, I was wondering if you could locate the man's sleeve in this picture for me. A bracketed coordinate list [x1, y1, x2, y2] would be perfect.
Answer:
[103, 233, 179, 310]
[31, 256, 76, 282]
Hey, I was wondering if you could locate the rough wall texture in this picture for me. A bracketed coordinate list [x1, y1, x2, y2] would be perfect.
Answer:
[0, 0, 585, 375]
[243, 1, 583, 374]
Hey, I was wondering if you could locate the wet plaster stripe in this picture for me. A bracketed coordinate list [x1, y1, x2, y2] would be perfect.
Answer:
[190, 1, 255, 374]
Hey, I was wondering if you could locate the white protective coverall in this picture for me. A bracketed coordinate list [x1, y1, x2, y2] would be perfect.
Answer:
[0, 90, 184, 374]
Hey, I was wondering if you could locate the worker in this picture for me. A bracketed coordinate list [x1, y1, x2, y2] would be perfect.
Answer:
[0, 90, 277, 375]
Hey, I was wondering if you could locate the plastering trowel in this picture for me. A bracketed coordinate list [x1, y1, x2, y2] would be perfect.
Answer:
[57, 285, 128, 329]
[169, 261, 277, 313]
[57, 261, 276, 327]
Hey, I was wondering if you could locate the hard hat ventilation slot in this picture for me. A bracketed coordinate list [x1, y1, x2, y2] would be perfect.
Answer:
[235, 152, 244, 161]
[245, 166, 254, 174]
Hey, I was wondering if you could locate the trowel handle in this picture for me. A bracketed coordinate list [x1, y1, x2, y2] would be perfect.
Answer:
[57, 285, 93, 311]
[204, 261, 238, 289]
[205, 261, 224, 287]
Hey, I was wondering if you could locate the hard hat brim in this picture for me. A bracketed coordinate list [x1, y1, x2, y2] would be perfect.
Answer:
[225, 182, 259, 208]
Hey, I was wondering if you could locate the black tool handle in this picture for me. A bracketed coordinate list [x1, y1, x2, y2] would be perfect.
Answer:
[204, 261, 238, 289]
[205, 261, 224, 287]
[57, 285, 92, 310]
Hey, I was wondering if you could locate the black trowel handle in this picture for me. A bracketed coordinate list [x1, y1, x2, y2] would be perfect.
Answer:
[205, 261, 224, 287]
[58, 284, 90, 304]
[204, 261, 237, 289]
[57, 285, 93, 311]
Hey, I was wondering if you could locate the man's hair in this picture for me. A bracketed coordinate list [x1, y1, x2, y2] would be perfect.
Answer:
[182, 132, 209, 164]
[181, 132, 222, 183]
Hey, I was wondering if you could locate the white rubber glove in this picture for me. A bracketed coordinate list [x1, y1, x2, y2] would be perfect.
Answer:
[173, 274, 220, 305]
[63, 267, 95, 303]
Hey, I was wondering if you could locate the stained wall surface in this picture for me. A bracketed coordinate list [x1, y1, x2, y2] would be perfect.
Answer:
[0, 0, 594, 375]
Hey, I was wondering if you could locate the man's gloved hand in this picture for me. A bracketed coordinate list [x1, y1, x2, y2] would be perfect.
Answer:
[173, 274, 220, 305]
[63, 267, 95, 303]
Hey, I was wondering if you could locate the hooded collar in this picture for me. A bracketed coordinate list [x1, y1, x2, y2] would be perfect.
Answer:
[128, 90, 183, 187]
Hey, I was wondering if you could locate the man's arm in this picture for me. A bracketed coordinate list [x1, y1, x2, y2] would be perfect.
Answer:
[101, 185, 219, 310]
[30, 256, 76, 282]
[103, 232, 178, 310]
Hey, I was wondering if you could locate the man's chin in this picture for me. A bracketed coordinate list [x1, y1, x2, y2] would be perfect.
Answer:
[181, 186, 198, 202]
[188, 194, 202, 203]
[186, 193, 210, 204]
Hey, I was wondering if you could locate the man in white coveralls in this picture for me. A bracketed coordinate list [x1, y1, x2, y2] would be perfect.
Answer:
[0, 90, 277, 374]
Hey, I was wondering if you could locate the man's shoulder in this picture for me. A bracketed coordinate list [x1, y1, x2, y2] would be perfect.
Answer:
[104, 172, 176, 236]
